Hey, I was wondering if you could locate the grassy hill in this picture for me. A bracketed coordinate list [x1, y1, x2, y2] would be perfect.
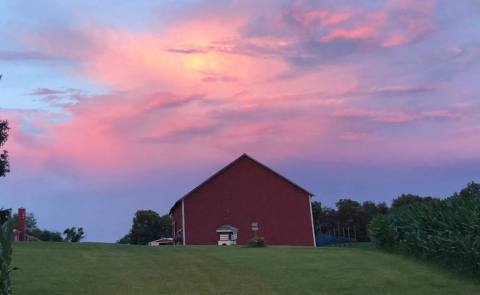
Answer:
[12, 242, 480, 295]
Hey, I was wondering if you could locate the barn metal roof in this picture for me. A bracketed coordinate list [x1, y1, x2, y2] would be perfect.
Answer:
[169, 153, 314, 214]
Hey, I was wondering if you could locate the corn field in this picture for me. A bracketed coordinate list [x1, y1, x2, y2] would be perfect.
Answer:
[369, 182, 480, 275]
[0, 211, 12, 295]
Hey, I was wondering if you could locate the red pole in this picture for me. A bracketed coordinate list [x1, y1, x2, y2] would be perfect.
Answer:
[18, 208, 26, 242]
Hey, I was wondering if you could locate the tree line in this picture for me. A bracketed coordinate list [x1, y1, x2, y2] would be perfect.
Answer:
[118, 194, 441, 245]
[311, 194, 441, 242]
[10, 212, 85, 242]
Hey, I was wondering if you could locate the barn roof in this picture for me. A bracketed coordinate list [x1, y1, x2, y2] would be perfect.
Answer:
[169, 153, 314, 214]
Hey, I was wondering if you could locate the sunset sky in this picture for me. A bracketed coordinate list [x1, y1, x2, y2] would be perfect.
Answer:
[1, 0, 479, 242]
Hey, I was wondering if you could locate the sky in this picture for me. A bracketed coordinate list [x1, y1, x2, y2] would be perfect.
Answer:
[1, 0, 479, 242]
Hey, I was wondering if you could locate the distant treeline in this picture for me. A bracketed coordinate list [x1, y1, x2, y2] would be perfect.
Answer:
[11, 212, 84, 242]
[369, 182, 480, 276]
[311, 193, 429, 242]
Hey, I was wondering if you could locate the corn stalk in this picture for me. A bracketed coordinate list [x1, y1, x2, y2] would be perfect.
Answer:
[0, 218, 13, 295]
[369, 183, 480, 275]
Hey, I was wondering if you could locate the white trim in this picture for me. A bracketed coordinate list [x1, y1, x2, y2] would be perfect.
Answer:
[308, 195, 316, 247]
[182, 199, 186, 246]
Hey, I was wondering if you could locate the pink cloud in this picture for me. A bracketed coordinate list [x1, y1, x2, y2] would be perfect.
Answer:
[320, 27, 378, 42]
[6, 0, 478, 177]
[289, 8, 353, 26]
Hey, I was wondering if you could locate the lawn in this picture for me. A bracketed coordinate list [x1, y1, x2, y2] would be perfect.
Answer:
[12, 242, 480, 295]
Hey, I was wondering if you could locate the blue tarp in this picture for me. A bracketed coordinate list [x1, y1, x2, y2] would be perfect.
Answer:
[315, 234, 352, 246]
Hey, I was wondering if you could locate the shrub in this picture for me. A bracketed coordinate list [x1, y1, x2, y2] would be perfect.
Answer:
[369, 182, 480, 275]
[247, 236, 266, 247]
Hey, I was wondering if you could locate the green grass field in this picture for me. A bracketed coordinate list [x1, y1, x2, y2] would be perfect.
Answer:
[12, 242, 480, 295]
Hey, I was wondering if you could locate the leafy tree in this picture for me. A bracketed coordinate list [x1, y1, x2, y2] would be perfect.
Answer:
[457, 182, 480, 199]
[336, 199, 361, 225]
[0, 120, 9, 177]
[117, 234, 131, 244]
[63, 227, 85, 242]
[0, 210, 10, 226]
[119, 210, 172, 245]
[376, 202, 389, 215]
[12, 212, 37, 234]
[311, 201, 322, 234]
[391, 194, 423, 209]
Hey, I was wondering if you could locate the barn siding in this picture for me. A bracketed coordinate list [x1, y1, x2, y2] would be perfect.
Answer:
[175, 156, 314, 246]
[171, 202, 183, 244]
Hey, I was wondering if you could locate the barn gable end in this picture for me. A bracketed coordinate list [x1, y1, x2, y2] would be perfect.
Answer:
[170, 154, 315, 246]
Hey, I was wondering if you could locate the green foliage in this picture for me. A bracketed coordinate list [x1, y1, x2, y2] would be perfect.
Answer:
[117, 234, 131, 244]
[368, 215, 395, 249]
[391, 194, 423, 209]
[369, 182, 480, 275]
[457, 182, 480, 199]
[0, 120, 9, 177]
[30, 229, 63, 242]
[391, 194, 436, 209]
[312, 199, 388, 241]
[11, 212, 62, 242]
[119, 210, 172, 245]
[0, 210, 10, 226]
[0, 213, 13, 295]
[12, 212, 37, 234]
[247, 236, 266, 247]
[63, 227, 85, 243]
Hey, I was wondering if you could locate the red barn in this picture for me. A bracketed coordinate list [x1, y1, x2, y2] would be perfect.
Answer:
[170, 154, 315, 246]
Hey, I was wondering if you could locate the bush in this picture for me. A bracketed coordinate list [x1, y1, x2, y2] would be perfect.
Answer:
[369, 182, 480, 275]
[247, 236, 266, 247]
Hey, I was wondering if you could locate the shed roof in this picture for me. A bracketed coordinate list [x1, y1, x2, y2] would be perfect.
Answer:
[216, 224, 238, 233]
[169, 153, 314, 214]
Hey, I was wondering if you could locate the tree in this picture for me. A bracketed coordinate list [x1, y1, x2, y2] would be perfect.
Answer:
[311, 201, 322, 234]
[12, 213, 37, 234]
[63, 227, 85, 242]
[0, 120, 9, 177]
[391, 194, 423, 209]
[119, 210, 172, 245]
[457, 182, 480, 199]
[335, 199, 361, 226]
[376, 202, 389, 215]
[117, 234, 131, 244]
